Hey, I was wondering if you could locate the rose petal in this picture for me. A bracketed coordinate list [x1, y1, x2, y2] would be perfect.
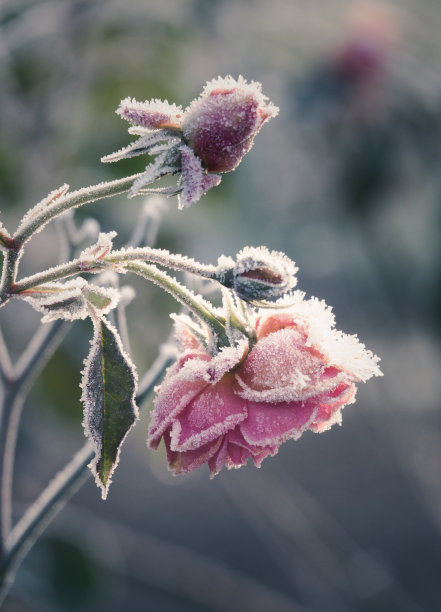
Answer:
[208, 437, 229, 478]
[226, 442, 251, 468]
[170, 374, 248, 452]
[240, 399, 318, 446]
[148, 363, 209, 447]
[165, 432, 223, 475]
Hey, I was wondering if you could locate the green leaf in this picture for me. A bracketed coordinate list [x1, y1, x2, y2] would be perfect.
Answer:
[81, 317, 138, 499]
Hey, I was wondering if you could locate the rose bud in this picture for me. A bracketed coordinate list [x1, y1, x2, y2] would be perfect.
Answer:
[215, 247, 298, 303]
[182, 75, 279, 173]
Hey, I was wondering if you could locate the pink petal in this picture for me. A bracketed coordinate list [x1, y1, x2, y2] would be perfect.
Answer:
[226, 442, 251, 468]
[148, 363, 209, 447]
[251, 445, 279, 467]
[164, 431, 223, 475]
[310, 382, 356, 432]
[240, 398, 317, 446]
[208, 436, 229, 478]
[170, 374, 247, 452]
[227, 427, 278, 467]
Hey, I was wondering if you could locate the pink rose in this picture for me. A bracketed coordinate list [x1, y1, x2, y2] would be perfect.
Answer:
[148, 295, 382, 477]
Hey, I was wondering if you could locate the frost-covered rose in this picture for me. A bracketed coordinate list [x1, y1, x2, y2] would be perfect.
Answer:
[148, 294, 382, 477]
[182, 75, 278, 173]
[104, 76, 278, 208]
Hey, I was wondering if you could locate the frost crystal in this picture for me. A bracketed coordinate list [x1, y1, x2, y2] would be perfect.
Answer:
[148, 292, 382, 477]
[104, 75, 278, 208]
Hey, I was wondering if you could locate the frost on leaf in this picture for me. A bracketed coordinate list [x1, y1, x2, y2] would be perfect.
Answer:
[20, 278, 120, 322]
[81, 317, 138, 499]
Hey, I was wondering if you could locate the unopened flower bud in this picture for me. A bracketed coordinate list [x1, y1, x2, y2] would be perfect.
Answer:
[105, 76, 278, 208]
[182, 76, 279, 173]
[216, 247, 298, 303]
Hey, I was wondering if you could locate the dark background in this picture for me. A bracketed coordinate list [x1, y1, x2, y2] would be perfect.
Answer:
[1, 1, 441, 610]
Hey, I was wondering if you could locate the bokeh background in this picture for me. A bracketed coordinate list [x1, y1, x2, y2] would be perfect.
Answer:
[1, 0, 441, 610]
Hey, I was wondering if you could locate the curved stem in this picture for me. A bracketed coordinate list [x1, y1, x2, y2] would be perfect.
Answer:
[0, 321, 69, 547]
[13, 174, 143, 248]
[0, 251, 20, 306]
[0, 347, 174, 603]
[0, 442, 93, 606]
[10, 246, 220, 295]
[125, 262, 229, 344]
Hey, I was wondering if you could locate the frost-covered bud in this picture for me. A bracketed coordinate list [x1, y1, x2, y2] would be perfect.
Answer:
[104, 76, 278, 208]
[216, 247, 297, 303]
[182, 76, 279, 173]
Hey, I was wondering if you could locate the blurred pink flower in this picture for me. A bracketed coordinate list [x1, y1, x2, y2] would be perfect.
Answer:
[148, 295, 382, 477]
[105, 76, 278, 208]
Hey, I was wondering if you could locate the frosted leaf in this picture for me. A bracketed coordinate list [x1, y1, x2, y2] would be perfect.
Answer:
[101, 132, 179, 163]
[128, 151, 179, 198]
[20, 278, 120, 322]
[81, 317, 138, 499]
[178, 145, 221, 209]
[80, 231, 117, 260]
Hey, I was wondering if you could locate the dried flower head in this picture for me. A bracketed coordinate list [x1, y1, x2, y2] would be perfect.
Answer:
[103, 76, 278, 209]
[148, 293, 382, 477]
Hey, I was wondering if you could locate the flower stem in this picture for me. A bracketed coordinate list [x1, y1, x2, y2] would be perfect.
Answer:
[125, 262, 230, 344]
[0, 347, 174, 604]
[0, 321, 69, 548]
[10, 246, 219, 295]
[13, 174, 143, 248]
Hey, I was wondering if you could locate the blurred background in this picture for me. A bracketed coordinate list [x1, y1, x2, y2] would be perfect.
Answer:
[1, 0, 441, 610]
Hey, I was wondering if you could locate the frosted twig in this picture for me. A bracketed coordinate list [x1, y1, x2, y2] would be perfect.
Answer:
[0, 329, 12, 381]
[10, 245, 219, 295]
[13, 173, 143, 248]
[124, 262, 229, 344]
[137, 342, 176, 406]
[0, 320, 69, 545]
[0, 345, 174, 602]
[14, 320, 69, 388]
[0, 442, 93, 606]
